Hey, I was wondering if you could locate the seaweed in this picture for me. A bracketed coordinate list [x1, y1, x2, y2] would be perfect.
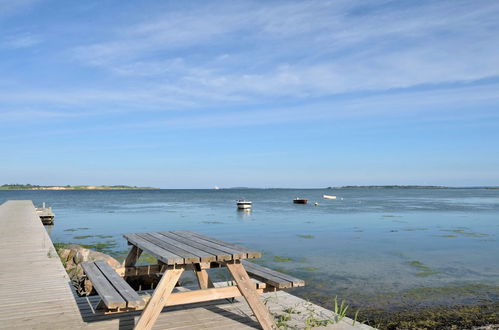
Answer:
[274, 256, 294, 262]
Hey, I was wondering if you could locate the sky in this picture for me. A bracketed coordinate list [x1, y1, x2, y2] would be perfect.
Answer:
[1, 0, 498, 188]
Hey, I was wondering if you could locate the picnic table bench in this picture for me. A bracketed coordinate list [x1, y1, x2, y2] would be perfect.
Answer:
[82, 230, 305, 330]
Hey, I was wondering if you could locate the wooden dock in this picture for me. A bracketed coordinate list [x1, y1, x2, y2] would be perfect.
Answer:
[36, 202, 55, 225]
[0, 200, 83, 329]
[0, 200, 373, 330]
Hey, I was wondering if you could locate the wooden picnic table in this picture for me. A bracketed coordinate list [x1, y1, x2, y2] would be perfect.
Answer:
[123, 230, 277, 330]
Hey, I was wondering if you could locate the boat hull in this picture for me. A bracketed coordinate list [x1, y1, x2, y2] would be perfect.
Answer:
[323, 195, 337, 200]
[236, 200, 252, 209]
[293, 199, 308, 204]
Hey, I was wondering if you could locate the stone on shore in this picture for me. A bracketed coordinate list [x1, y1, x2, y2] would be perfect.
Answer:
[57, 244, 121, 295]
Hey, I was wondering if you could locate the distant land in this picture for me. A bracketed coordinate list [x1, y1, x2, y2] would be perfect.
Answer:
[328, 185, 499, 189]
[0, 184, 159, 190]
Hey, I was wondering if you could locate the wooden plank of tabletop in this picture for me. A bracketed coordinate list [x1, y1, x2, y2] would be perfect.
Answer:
[160, 231, 233, 261]
[171, 231, 247, 260]
[149, 232, 217, 263]
[181, 230, 262, 259]
[123, 233, 184, 265]
[137, 233, 201, 264]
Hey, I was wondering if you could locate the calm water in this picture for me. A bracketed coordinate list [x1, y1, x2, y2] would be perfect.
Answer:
[2, 188, 498, 309]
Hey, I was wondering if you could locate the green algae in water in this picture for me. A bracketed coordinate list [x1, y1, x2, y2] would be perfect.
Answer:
[64, 228, 79, 232]
[95, 234, 113, 239]
[406, 260, 439, 277]
[138, 253, 157, 265]
[302, 266, 319, 272]
[73, 235, 93, 239]
[403, 228, 428, 231]
[274, 256, 294, 262]
[201, 221, 224, 224]
[440, 234, 458, 238]
[80, 240, 118, 254]
[296, 234, 314, 239]
[440, 228, 490, 238]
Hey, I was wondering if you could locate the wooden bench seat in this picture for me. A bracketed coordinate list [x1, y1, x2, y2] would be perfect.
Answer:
[241, 260, 305, 289]
[81, 260, 145, 311]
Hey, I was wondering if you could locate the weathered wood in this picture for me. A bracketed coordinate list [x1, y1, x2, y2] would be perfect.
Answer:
[134, 269, 183, 330]
[194, 267, 215, 290]
[124, 233, 183, 265]
[94, 261, 145, 309]
[124, 246, 143, 267]
[81, 262, 126, 309]
[171, 231, 247, 260]
[137, 233, 200, 264]
[226, 262, 276, 330]
[182, 230, 262, 258]
[161, 231, 233, 261]
[242, 260, 305, 288]
[151, 232, 217, 262]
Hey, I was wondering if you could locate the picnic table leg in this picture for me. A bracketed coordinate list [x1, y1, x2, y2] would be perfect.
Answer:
[226, 262, 276, 330]
[194, 263, 215, 289]
[124, 245, 143, 267]
[134, 268, 184, 330]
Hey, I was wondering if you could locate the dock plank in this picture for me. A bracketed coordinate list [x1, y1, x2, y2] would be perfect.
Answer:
[0, 200, 85, 329]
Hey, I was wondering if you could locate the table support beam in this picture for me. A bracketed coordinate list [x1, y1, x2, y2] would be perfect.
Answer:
[134, 268, 183, 330]
[194, 263, 215, 289]
[124, 246, 143, 267]
[227, 262, 276, 330]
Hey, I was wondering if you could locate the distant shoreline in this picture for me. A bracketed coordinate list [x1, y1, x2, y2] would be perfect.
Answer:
[0, 184, 159, 191]
[1, 184, 497, 190]
[329, 185, 499, 189]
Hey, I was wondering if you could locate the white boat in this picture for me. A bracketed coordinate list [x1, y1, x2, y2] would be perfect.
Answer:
[323, 194, 337, 200]
[236, 200, 252, 209]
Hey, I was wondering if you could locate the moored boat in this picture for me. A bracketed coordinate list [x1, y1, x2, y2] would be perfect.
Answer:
[236, 200, 252, 209]
[323, 194, 337, 200]
[293, 198, 308, 204]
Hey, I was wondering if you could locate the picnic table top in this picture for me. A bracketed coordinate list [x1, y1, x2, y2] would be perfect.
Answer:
[123, 230, 262, 265]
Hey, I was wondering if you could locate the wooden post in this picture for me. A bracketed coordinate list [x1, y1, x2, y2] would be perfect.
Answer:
[194, 263, 215, 289]
[134, 268, 183, 330]
[226, 262, 276, 330]
[124, 246, 143, 267]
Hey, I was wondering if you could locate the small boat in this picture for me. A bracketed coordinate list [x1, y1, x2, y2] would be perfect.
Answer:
[293, 198, 308, 204]
[236, 200, 252, 210]
[323, 194, 337, 200]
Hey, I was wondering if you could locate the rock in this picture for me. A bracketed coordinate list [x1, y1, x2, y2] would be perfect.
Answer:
[57, 244, 121, 295]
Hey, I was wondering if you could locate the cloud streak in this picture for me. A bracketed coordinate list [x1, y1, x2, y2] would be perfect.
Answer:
[67, 0, 499, 106]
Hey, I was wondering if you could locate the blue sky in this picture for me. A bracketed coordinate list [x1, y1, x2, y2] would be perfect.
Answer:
[1, 0, 498, 188]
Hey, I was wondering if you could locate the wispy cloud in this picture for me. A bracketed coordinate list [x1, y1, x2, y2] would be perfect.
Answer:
[0, 0, 39, 19]
[1, 33, 42, 49]
[68, 0, 499, 106]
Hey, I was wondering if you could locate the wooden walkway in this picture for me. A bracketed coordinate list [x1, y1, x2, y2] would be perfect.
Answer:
[0, 200, 373, 330]
[0, 200, 83, 329]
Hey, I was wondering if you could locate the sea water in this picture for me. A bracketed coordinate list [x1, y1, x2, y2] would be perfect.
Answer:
[2, 188, 498, 309]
